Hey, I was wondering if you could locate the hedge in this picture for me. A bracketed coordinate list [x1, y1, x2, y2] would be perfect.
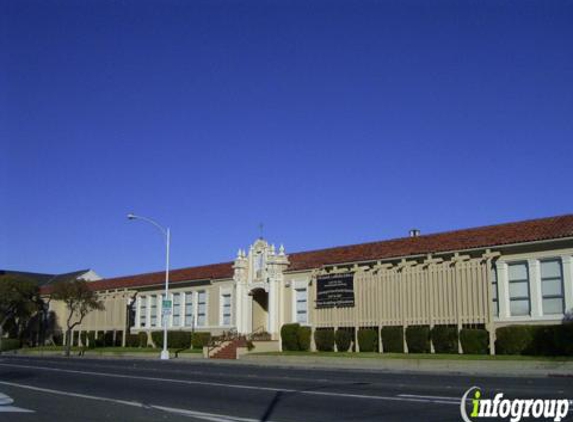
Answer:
[138, 332, 148, 347]
[0, 338, 20, 352]
[87, 331, 96, 348]
[281, 323, 300, 351]
[431, 325, 458, 354]
[80, 332, 88, 347]
[314, 329, 335, 352]
[151, 331, 192, 349]
[496, 326, 535, 355]
[358, 328, 378, 352]
[335, 329, 353, 352]
[94, 331, 105, 347]
[192, 332, 211, 349]
[381, 326, 404, 353]
[406, 326, 431, 353]
[460, 328, 489, 354]
[496, 324, 573, 356]
[104, 331, 114, 347]
[298, 326, 311, 351]
[126, 334, 140, 347]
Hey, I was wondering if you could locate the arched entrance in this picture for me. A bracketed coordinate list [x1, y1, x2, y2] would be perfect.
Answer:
[250, 288, 268, 333]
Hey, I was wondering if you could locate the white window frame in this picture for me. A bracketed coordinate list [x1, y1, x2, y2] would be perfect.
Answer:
[184, 291, 196, 328]
[540, 258, 565, 315]
[219, 287, 233, 327]
[197, 290, 208, 327]
[291, 279, 309, 325]
[507, 261, 531, 317]
[172, 292, 182, 327]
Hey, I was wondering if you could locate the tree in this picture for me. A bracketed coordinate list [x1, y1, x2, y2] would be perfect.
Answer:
[50, 279, 104, 357]
[0, 275, 39, 353]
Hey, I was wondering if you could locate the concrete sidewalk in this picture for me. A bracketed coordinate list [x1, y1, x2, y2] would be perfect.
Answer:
[234, 354, 573, 378]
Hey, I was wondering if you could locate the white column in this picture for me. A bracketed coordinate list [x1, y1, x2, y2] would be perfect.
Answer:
[135, 296, 141, 329]
[236, 283, 244, 333]
[528, 259, 542, 318]
[562, 256, 573, 314]
[268, 282, 277, 338]
[497, 261, 510, 319]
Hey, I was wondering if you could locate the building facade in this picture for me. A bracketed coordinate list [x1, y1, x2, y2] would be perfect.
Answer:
[44, 214, 573, 353]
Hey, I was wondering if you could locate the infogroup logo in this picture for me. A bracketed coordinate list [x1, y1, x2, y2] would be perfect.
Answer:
[460, 386, 571, 422]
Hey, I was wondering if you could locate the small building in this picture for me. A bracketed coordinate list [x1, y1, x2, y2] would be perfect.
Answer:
[42, 214, 573, 353]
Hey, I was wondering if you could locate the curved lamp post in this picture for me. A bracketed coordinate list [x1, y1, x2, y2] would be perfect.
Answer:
[127, 213, 170, 360]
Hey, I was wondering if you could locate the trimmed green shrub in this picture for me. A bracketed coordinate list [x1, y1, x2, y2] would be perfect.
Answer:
[87, 331, 96, 348]
[151, 331, 163, 348]
[53, 333, 63, 346]
[335, 329, 353, 352]
[495, 324, 573, 356]
[314, 329, 335, 352]
[168, 331, 192, 349]
[114, 331, 123, 347]
[495, 326, 534, 355]
[406, 326, 431, 353]
[191, 332, 211, 349]
[103, 331, 114, 347]
[94, 331, 105, 347]
[0, 338, 20, 352]
[297, 326, 311, 351]
[358, 328, 378, 352]
[281, 323, 301, 351]
[80, 332, 88, 347]
[126, 334, 140, 347]
[553, 323, 573, 356]
[460, 328, 488, 354]
[381, 326, 404, 353]
[138, 332, 148, 347]
[431, 325, 458, 354]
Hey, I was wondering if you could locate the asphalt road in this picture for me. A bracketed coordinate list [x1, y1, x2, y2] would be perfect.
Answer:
[0, 355, 571, 421]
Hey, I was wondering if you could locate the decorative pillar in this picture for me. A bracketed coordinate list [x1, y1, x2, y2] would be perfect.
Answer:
[562, 256, 573, 314]
[528, 259, 542, 318]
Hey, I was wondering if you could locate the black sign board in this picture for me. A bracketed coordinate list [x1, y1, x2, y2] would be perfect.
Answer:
[316, 273, 355, 308]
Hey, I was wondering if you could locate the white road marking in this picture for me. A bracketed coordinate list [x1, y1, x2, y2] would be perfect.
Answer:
[0, 362, 458, 405]
[0, 381, 278, 422]
[0, 392, 34, 413]
[398, 394, 461, 401]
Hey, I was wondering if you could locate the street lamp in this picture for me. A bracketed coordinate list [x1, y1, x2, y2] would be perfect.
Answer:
[127, 213, 171, 360]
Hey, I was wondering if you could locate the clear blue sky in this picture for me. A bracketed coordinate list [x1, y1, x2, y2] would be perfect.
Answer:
[1, 1, 572, 278]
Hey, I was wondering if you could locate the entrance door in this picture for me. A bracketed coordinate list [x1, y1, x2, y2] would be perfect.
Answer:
[251, 288, 268, 333]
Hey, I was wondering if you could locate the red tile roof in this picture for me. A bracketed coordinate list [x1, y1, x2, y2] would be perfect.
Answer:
[40, 214, 573, 293]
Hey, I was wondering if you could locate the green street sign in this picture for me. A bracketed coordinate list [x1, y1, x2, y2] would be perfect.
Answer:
[162, 300, 172, 309]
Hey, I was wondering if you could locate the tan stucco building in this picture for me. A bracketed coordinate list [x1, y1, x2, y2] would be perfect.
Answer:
[44, 214, 573, 353]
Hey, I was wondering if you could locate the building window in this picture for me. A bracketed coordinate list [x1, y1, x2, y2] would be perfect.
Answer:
[491, 266, 499, 317]
[508, 262, 530, 316]
[197, 291, 207, 327]
[295, 288, 308, 324]
[184, 292, 194, 327]
[150, 295, 158, 327]
[221, 293, 231, 326]
[172, 293, 181, 327]
[540, 259, 565, 315]
[139, 296, 147, 327]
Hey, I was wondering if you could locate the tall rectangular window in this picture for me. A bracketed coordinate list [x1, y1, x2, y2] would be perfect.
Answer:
[295, 288, 308, 324]
[491, 266, 499, 316]
[184, 292, 194, 327]
[508, 262, 530, 316]
[221, 293, 232, 326]
[540, 259, 565, 315]
[197, 291, 207, 327]
[139, 296, 147, 327]
[150, 295, 158, 327]
[172, 293, 181, 327]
